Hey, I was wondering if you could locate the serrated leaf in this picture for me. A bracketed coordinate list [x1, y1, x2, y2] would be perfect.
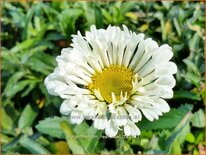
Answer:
[138, 104, 193, 130]
[191, 109, 205, 128]
[35, 116, 65, 139]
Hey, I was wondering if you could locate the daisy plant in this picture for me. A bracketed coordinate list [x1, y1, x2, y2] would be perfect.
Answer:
[44, 25, 177, 138]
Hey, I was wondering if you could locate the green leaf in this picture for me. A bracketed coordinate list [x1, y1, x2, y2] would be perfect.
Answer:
[173, 18, 181, 36]
[191, 109, 205, 128]
[3, 71, 26, 96]
[138, 104, 193, 130]
[102, 9, 113, 24]
[155, 109, 192, 154]
[170, 139, 181, 154]
[185, 132, 195, 143]
[60, 121, 86, 154]
[36, 117, 102, 153]
[1, 108, 13, 130]
[174, 90, 201, 101]
[59, 8, 83, 35]
[27, 52, 56, 75]
[2, 51, 20, 71]
[10, 39, 36, 53]
[176, 122, 190, 144]
[73, 122, 103, 153]
[2, 134, 22, 152]
[22, 5, 35, 40]
[94, 5, 103, 28]
[116, 131, 134, 154]
[21, 81, 37, 97]
[161, 1, 173, 10]
[183, 59, 201, 76]
[166, 111, 192, 153]
[36, 116, 65, 139]
[185, 72, 201, 87]
[85, 126, 103, 153]
[188, 33, 200, 52]
[19, 136, 50, 154]
[21, 45, 48, 64]
[1, 134, 12, 145]
[18, 104, 38, 129]
[121, 2, 136, 14]
[5, 80, 33, 98]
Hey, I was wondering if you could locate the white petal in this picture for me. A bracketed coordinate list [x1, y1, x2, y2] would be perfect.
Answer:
[70, 109, 84, 124]
[124, 104, 142, 122]
[153, 98, 170, 113]
[156, 62, 177, 75]
[114, 107, 128, 126]
[152, 44, 173, 63]
[122, 34, 144, 67]
[60, 99, 77, 115]
[105, 119, 118, 138]
[132, 39, 159, 73]
[94, 115, 107, 130]
[155, 75, 176, 88]
[124, 121, 140, 137]
[141, 108, 159, 121]
[44, 70, 90, 98]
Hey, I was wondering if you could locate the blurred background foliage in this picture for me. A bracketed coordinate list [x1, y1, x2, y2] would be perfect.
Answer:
[1, 1, 205, 154]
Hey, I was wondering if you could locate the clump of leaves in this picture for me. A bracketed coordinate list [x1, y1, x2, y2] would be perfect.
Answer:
[1, 1, 205, 154]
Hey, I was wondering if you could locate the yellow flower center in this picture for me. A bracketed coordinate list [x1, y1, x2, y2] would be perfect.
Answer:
[88, 65, 134, 103]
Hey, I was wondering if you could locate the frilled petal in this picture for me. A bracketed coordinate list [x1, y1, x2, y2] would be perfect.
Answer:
[60, 99, 78, 115]
[124, 104, 142, 123]
[44, 24, 177, 138]
[105, 119, 118, 138]
[94, 114, 108, 130]
[124, 121, 141, 137]
[70, 109, 84, 124]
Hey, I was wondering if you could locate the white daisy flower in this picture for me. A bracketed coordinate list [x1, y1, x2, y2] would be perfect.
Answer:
[44, 25, 177, 138]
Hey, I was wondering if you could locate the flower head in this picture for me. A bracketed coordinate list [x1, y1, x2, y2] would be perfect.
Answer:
[44, 25, 177, 137]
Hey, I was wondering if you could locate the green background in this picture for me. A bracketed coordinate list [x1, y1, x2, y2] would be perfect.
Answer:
[1, 1, 205, 154]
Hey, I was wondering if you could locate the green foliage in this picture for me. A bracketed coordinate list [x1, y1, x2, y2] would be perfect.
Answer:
[35, 116, 66, 139]
[1, 1, 205, 154]
[60, 121, 86, 154]
[19, 136, 50, 154]
[191, 109, 205, 128]
[138, 104, 193, 131]
[18, 104, 38, 130]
